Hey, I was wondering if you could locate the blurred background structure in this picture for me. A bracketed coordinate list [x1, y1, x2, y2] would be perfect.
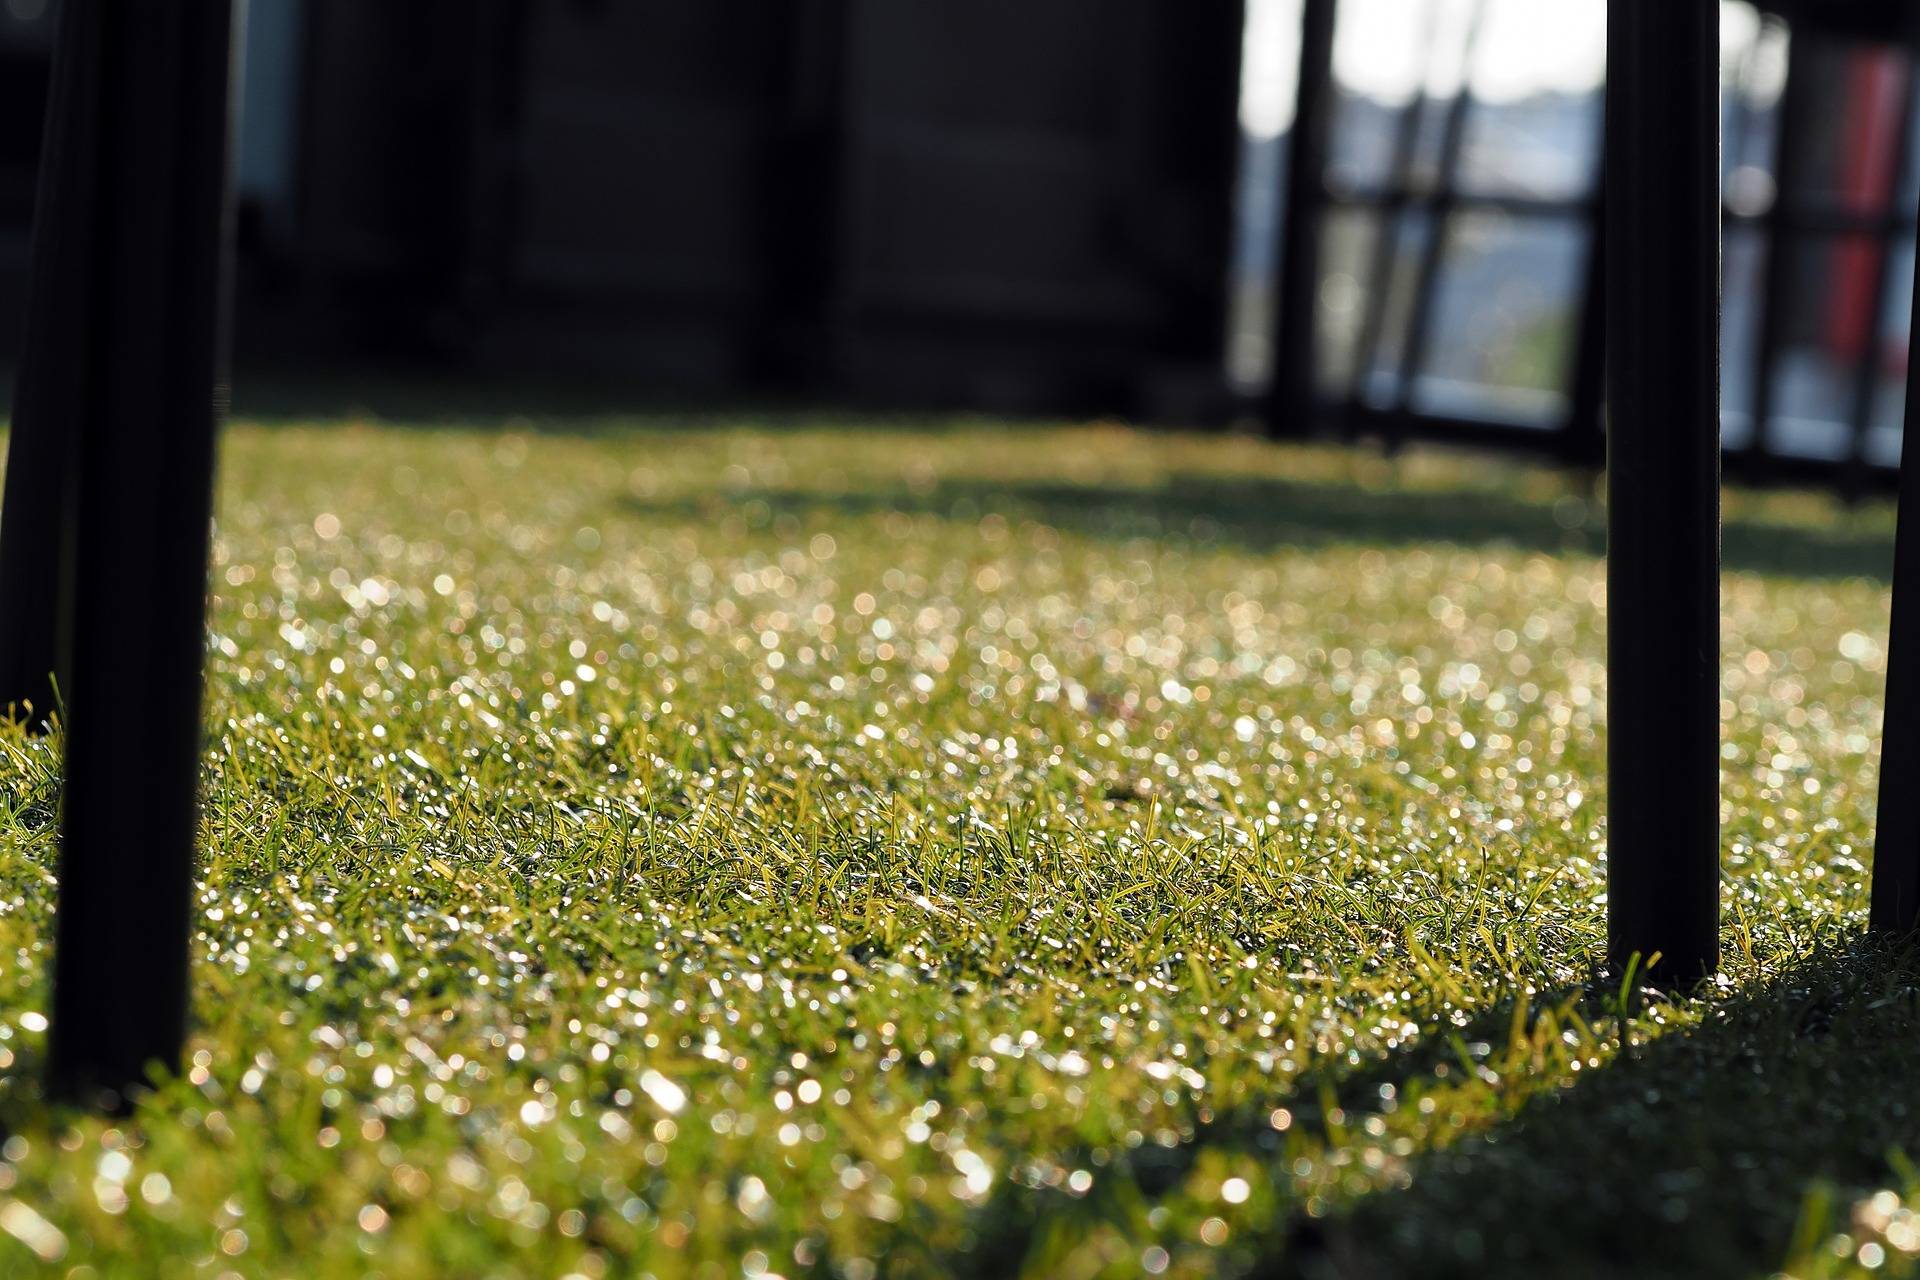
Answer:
[0, 0, 1247, 420]
[1239, 0, 1920, 484]
[0, 0, 1916, 480]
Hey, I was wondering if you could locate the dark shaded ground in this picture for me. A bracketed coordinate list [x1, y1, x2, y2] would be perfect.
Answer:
[0, 367, 1903, 586]
[949, 944, 1920, 1279]
[1272, 942, 1920, 1280]
[149, 370, 1893, 583]
[629, 477, 1896, 584]
[225, 366, 795, 427]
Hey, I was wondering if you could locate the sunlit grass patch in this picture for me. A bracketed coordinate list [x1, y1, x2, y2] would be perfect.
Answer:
[0, 413, 1903, 1278]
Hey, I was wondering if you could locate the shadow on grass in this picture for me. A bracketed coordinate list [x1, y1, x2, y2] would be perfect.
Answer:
[224, 368, 903, 432]
[946, 987, 1578, 1279]
[205, 371, 1894, 582]
[944, 943, 1920, 1279]
[628, 478, 1896, 583]
[1256, 940, 1920, 1280]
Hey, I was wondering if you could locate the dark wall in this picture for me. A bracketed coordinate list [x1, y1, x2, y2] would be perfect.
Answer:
[1760, 0, 1920, 43]
[481, 0, 823, 384]
[5, 0, 1249, 418]
[261, 0, 520, 357]
[827, 0, 1245, 412]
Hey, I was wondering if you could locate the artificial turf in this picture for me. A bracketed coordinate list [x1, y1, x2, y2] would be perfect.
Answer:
[0, 410, 1912, 1279]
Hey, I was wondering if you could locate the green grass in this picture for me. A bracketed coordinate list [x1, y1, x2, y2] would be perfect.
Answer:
[0, 410, 1911, 1279]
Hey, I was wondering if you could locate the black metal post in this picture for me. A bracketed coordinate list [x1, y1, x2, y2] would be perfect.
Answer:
[1605, 0, 1722, 984]
[1869, 228, 1920, 933]
[0, 0, 93, 726]
[0, 0, 239, 1104]
[1265, 0, 1337, 437]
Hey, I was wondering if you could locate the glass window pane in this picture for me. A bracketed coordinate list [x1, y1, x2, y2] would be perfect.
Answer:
[1455, 0, 1605, 201]
[1358, 210, 1435, 408]
[1325, 0, 1462, 194]
[1409, 211, 1587, 427]
[1226, 134, 1287, 391]
[1238, 0, 1304, 139]
[1901, 66, 1920, 214]
[1226, 0, 1305, 392]
[1721, 6, 1788, 217]
[1766, 233, 1884, 460]
[1226, 163, 1281, 390]
[1404, 96, 1463, 196]
[1332, 0, 1432, 110]
[1456, 96, 1601, 202]
[1315, 207, 1383, 395]
[0, 0, 56, 51]
[1327, 96, 1414, 196]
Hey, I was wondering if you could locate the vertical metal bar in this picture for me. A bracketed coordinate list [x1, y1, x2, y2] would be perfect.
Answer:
[1870, 185, 1920, 935]
[1562, 192, 1608, 469]
[1733, 28, 1810, 485]
[1346, 0, 1443, 423]
[1388, 0, 1486, 441]
[1605, 0, 1721, 985]
[1841, 65, 1920, 499]
[1265, 0, 1338, 437]
[3, 0, 239, 1105]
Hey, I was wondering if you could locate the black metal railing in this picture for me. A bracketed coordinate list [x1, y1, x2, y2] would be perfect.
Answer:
[1257, 0, 1920, 490]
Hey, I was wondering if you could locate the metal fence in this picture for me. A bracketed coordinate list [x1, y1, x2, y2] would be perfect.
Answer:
[1240, 0, 1920, 489]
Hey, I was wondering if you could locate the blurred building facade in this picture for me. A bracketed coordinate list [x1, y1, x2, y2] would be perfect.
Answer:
[5, 0, 1920, 464]
[0, 0, 1246, 419]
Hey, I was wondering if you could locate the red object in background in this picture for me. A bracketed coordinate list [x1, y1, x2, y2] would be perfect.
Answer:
[1826, 47, 1907, 364]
